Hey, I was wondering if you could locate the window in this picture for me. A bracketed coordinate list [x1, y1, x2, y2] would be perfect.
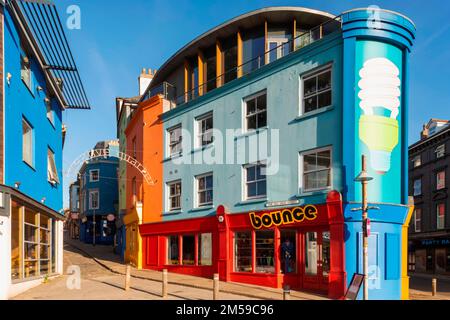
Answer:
[89, 170, 99, 182]
[436, 144, 446, 159]
[414, 209, 422, 233]
[255, 230, 275, 273]
[280, 230, 296, 274]
[168, 236, 179, 265]
[244, 92, 267, 131]
[47, 148, 59, 185]
[24, 207, 38, 278]
[21, 54, 32, 90]
[413, 178, 422, 196]
[168, 125, 182, 156]
[437, 170, 446, 190]
[22, 118, 33, 166]
[182, 235, 195, 265]
[195, 113, 214, 147]
[412, 155, 421, 168]
[196, 173, 213, 207]
[302, 66, 332, 114]
[167, 181, 181, 211]
[301, 148, 332, 192]
[132, 137, 137, 159]
[46, 98, 54, 126]
[234, 232, 252, 272]
[437, 204, 445, 230]
[89, 190, 99, 210]
[305, 232, 318, 275]
[244, 163, 267, 200]
[198, 233, 212, 266]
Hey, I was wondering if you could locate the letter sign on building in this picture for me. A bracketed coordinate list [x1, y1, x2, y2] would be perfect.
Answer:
[249, 205, 318, 229]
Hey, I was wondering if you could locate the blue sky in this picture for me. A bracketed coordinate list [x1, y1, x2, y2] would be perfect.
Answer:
[56, 0, 450, 207]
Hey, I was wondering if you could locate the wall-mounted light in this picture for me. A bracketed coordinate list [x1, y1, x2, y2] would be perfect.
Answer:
[14, 182, 21, 189]
[6, 73, 12, 86]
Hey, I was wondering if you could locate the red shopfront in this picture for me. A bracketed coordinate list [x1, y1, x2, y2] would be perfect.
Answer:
[140, 191, 346, 299]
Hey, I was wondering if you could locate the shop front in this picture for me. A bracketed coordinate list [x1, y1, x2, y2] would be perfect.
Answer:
[140, 191, 346, 299]
[409, 236, 450, 275]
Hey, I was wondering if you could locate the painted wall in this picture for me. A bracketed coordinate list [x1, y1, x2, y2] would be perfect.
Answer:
[3, 9, 63, 212]
[118, 105, 131, 214]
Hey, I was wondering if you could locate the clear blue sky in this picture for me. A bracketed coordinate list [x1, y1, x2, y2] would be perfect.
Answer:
[57, 0, 450, 207]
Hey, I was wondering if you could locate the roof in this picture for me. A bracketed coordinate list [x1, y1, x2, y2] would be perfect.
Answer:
[7, 0, 90, 110]
[410, 123, 450, 151]
[149, 6, 335, 89]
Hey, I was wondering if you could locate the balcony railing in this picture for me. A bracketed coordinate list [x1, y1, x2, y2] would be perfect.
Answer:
[142, 15, 342, 109]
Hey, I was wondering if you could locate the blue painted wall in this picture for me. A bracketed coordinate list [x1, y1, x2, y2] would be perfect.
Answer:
[4, 8, 63, 213]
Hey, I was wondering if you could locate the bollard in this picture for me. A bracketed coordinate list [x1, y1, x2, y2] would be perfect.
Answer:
[162, 269, 168, 299]
[432, 278, 437, 297]
[283, 285, 290, 300]
[213, 273, 220, 300]
[124, 264, 131, 291]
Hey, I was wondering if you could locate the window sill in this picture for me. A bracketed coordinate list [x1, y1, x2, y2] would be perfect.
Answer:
[293, 105, 334, 122]
[163, 210, 182, 216]
[297, 188, 332, 197]
[21, 78, 35, 97]
[191, 143, 214, 154]
[189, 205, 214, 213]
[236, 198, 267, 206]
[234, 127, 268, 140]
[23, 160, 36, 172]
[163, 153, 183, 162]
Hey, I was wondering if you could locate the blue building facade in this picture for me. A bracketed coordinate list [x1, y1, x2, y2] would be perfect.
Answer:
[79, 141, 119, 245]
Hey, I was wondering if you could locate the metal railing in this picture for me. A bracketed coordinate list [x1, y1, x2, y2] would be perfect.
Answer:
[142, 15, 342, 108]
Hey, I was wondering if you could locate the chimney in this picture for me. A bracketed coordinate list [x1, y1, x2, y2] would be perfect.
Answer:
[139, 68, 156, 96]
[420, 124, 429, 140]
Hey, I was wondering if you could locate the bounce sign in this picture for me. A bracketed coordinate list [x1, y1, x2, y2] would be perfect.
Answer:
[249, 205, 318, 229]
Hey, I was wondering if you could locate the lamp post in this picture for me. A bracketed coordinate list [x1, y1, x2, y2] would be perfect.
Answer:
[354, 155, 373, 300]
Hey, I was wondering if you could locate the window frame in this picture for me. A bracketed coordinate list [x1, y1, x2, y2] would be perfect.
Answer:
[89, 169, 100, 183]
[243, 90, 267, 132]
[21, 54, 32, 91]
[22, 118, 34, 168]
[47, 147, 59, 185]
[300, 64, 333, 115]
[167, 180, 182, 212]
[195, 112, 214, 148]
[88, 190, 100, 210]
[167, 125, 183, 157]
[435, 144, 446, 159]
[299, 146, 333, 193]
[195, 172, 213, 208]
[412, 154, 422, 168]
[45, 97, 54, 127]
[413, 178, 422, 196]
[437, 203, 445, 230]
[414, 208, 422, 233]
[436, 170, 446, 190]
[243, 162, 267, 201]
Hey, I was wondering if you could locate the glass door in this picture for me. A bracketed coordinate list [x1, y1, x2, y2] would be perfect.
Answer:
[267, 38, 290, 63]
[303, 231, 330, 292]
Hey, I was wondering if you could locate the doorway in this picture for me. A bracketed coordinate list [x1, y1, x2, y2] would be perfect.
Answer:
[303, 230, 330, 292]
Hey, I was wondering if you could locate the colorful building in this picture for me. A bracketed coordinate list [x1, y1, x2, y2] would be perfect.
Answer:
[126, 6, 415, 300]
[78, 141, 119, 246]
[67, 180, 80, 240]
[0, 0, 90, 299]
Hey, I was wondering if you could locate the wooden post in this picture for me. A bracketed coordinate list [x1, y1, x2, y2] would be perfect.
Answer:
[237, 30, 243, 78]
[283, 285, 291, 300]
[124, 264, 131, 291]
[213, 273, 219, 300]
[432, 278, 437, 297]
[162, 269, 168, 299]
[216, 40, 223, 88]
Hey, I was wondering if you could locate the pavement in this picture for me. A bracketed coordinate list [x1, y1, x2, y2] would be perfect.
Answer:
[13, 232, 328, 300]
[409, 274, 450, 300]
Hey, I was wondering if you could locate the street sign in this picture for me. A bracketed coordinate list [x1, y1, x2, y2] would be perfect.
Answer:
[345, 274, 365, 300]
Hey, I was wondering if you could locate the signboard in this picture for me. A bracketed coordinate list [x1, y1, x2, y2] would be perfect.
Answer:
[249, 205, 318, 230]
[345, 274, 365, 300]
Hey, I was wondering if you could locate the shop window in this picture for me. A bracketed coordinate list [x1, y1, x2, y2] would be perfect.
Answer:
[40, 214, 51, 275]
[182, 235, 195, 265]
[414, 208, 422, 233]
[244, 163, 267, 200]
[195, 112, 214, 148]
[280, 230, 296, 274]
[256, 231, 275, 274]
[436, 248, 447, 274]
[244, 91, 267, 131]
[198, 233, 212, 266]
[301, 148, 332, 192]
[413, 178, 422, 196]
[24, 207, 38, 278]
[437, 204, 445, 230]
[302, 66, 332, 114]
[47, 148, 59, 185]
[196, 173, 213, 207]
[168, 236, 179, 265]
[22, 118, 34, 167]
[447, 249, 450, 273]
[11, 201, 22, 280]
[436, 170, 446, 190]
[168, 125, 182, 156]
[234, 232, 252, 272]
[415, 250, 426, 273]
[436, 144, 445, 159]
[412, 155, 421, 168]
[305, 232, 318, 276]
[167, 180, 182, 211]
[322, 231, 331, 277]
[89, 169, 99, 182]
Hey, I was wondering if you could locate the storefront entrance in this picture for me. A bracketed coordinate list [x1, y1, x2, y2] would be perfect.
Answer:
[302, 230, 330, 292]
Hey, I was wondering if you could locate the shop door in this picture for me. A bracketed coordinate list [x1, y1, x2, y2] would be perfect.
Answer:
[303, 231, 330, 292]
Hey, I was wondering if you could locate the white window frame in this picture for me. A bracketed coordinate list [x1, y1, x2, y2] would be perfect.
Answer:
[89, 169, 100, 182]
[46, 97, 54, 126]
[21, 54, 32, 90]
[436, 144, 446, 159]
[243, 90, 267, 132]
[412, 155, 421, 168]
[167, 125, 182, 157]
[195, 112, 214, 148]
[413, 178, 422, 196]
[243, 162, 267, 200]
[195, 173, 213, 207]
[89, 190, 99, 210]
[299, 146, 333, 193]
[167, 180, 182, 211]
[414, 208, 422, 233]
[47, 147, 59, 185]
[300, 64, 333, 116]
[22, 118, 33, 167]
[437, 204, 445, 230]
[436, 170, 446, 190]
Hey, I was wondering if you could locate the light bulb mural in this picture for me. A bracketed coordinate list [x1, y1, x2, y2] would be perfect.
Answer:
[358, 57, 401, 175]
